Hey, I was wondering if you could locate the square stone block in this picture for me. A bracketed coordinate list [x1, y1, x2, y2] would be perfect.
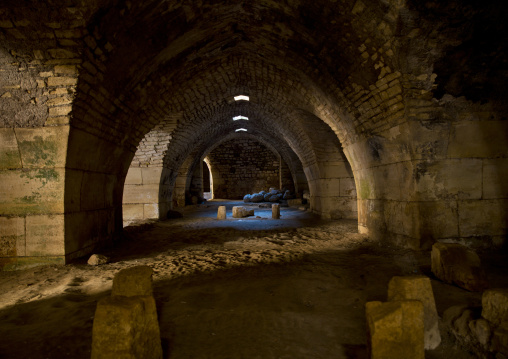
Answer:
[124, 167, 142, 185]
[388, 276, 441, 349]
[366, 300, 424, 359]
[112, 266, 153, 297]
[91, 295, 162, 359]
[15, 126, 69, 168]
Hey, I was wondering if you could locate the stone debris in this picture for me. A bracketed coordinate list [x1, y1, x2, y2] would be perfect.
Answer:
[250, 193, 264, 203]
[366, 300, 424, 359]
[431, 242, 488, 292]
[482, 289, 508, 327]
[91, 265, 162, 359]
[243, 188, 296, 204]
[232, 206, 254, 218]
[387, 275, 441, 349]
[217, 205, 227, 220]
[468, 318, 491, 346]
[87, 254, 109, 266]
[443, 294, 508, 357]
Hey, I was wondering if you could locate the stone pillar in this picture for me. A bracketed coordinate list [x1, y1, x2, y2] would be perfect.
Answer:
[91, 266, 162, 359]
[366, 300, 424, 359]
[272, 204, 280, 219]
[387, 276, 441, 349]
[217, 205, 226, 219]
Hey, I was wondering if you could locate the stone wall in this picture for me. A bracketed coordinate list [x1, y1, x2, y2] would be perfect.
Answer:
[206, 138, 294, 199]
[1, 0, 506, 269]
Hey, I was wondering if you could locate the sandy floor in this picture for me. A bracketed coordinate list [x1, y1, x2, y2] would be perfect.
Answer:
[0, 200, 506, 358]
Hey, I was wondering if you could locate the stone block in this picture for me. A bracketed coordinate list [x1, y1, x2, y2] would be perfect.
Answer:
[387, 276, 441, 349]
[112, 266, 153, 297]
[272, 203, 280, 219]
[25, 214, 65, 256]
[340, 177, 356, 197]
[0, 168, 65, 216]
[124, 167, 142, 185]
[232, 206, 254, 218]
[144, 203, 159, 219]
[415, 159, 482, 201]
[15, 126, 69, 168]
[123, 204, 144, 221]
[431, 243, 488, 292]
[217, 205, 226, 219]
[448, 120, 508, 159]
[418, 200, 459, 239]
[459, 199, 508, 237]
[483, 158, 508, 199]
[482, 289, 508, 327]
[141, 167, 163, 184]
[366, 300, 424, 359]
[122, 184, 159, 204]
[91, 295, 162, 359]
[0, 216, 25, 256]
[0, 128, 21, 169]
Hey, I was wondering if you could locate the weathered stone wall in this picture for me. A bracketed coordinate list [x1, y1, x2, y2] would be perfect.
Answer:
[206, 138, 294, 199]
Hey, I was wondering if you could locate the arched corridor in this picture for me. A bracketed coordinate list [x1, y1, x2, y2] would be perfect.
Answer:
[0, 0, 507, 357]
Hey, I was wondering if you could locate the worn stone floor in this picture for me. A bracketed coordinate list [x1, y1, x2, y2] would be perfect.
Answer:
[0, 200, 505, 358]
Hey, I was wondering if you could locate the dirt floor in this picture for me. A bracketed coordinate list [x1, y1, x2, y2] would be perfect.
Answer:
[0, 200, 507, 359]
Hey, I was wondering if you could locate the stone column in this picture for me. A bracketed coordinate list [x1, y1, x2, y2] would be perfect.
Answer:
[217, 205, 226, 219]
[272, 204, 280, 219]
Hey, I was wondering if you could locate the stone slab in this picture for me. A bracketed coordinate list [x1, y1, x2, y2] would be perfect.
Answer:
[387, 276, 441, 349]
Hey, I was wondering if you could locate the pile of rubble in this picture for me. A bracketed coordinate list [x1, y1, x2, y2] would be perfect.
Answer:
[243, 188, 295, 203]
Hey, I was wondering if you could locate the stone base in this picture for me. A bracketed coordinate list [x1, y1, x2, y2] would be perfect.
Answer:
[91, 295, 162, 359]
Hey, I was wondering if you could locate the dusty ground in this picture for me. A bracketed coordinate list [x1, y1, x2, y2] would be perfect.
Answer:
[0, 200, 506, 358]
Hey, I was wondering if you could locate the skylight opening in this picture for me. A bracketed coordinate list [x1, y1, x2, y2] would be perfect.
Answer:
[235, 128, 247, 132]
[233, 115, 249, 121]
[234, 95, 249, 101]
